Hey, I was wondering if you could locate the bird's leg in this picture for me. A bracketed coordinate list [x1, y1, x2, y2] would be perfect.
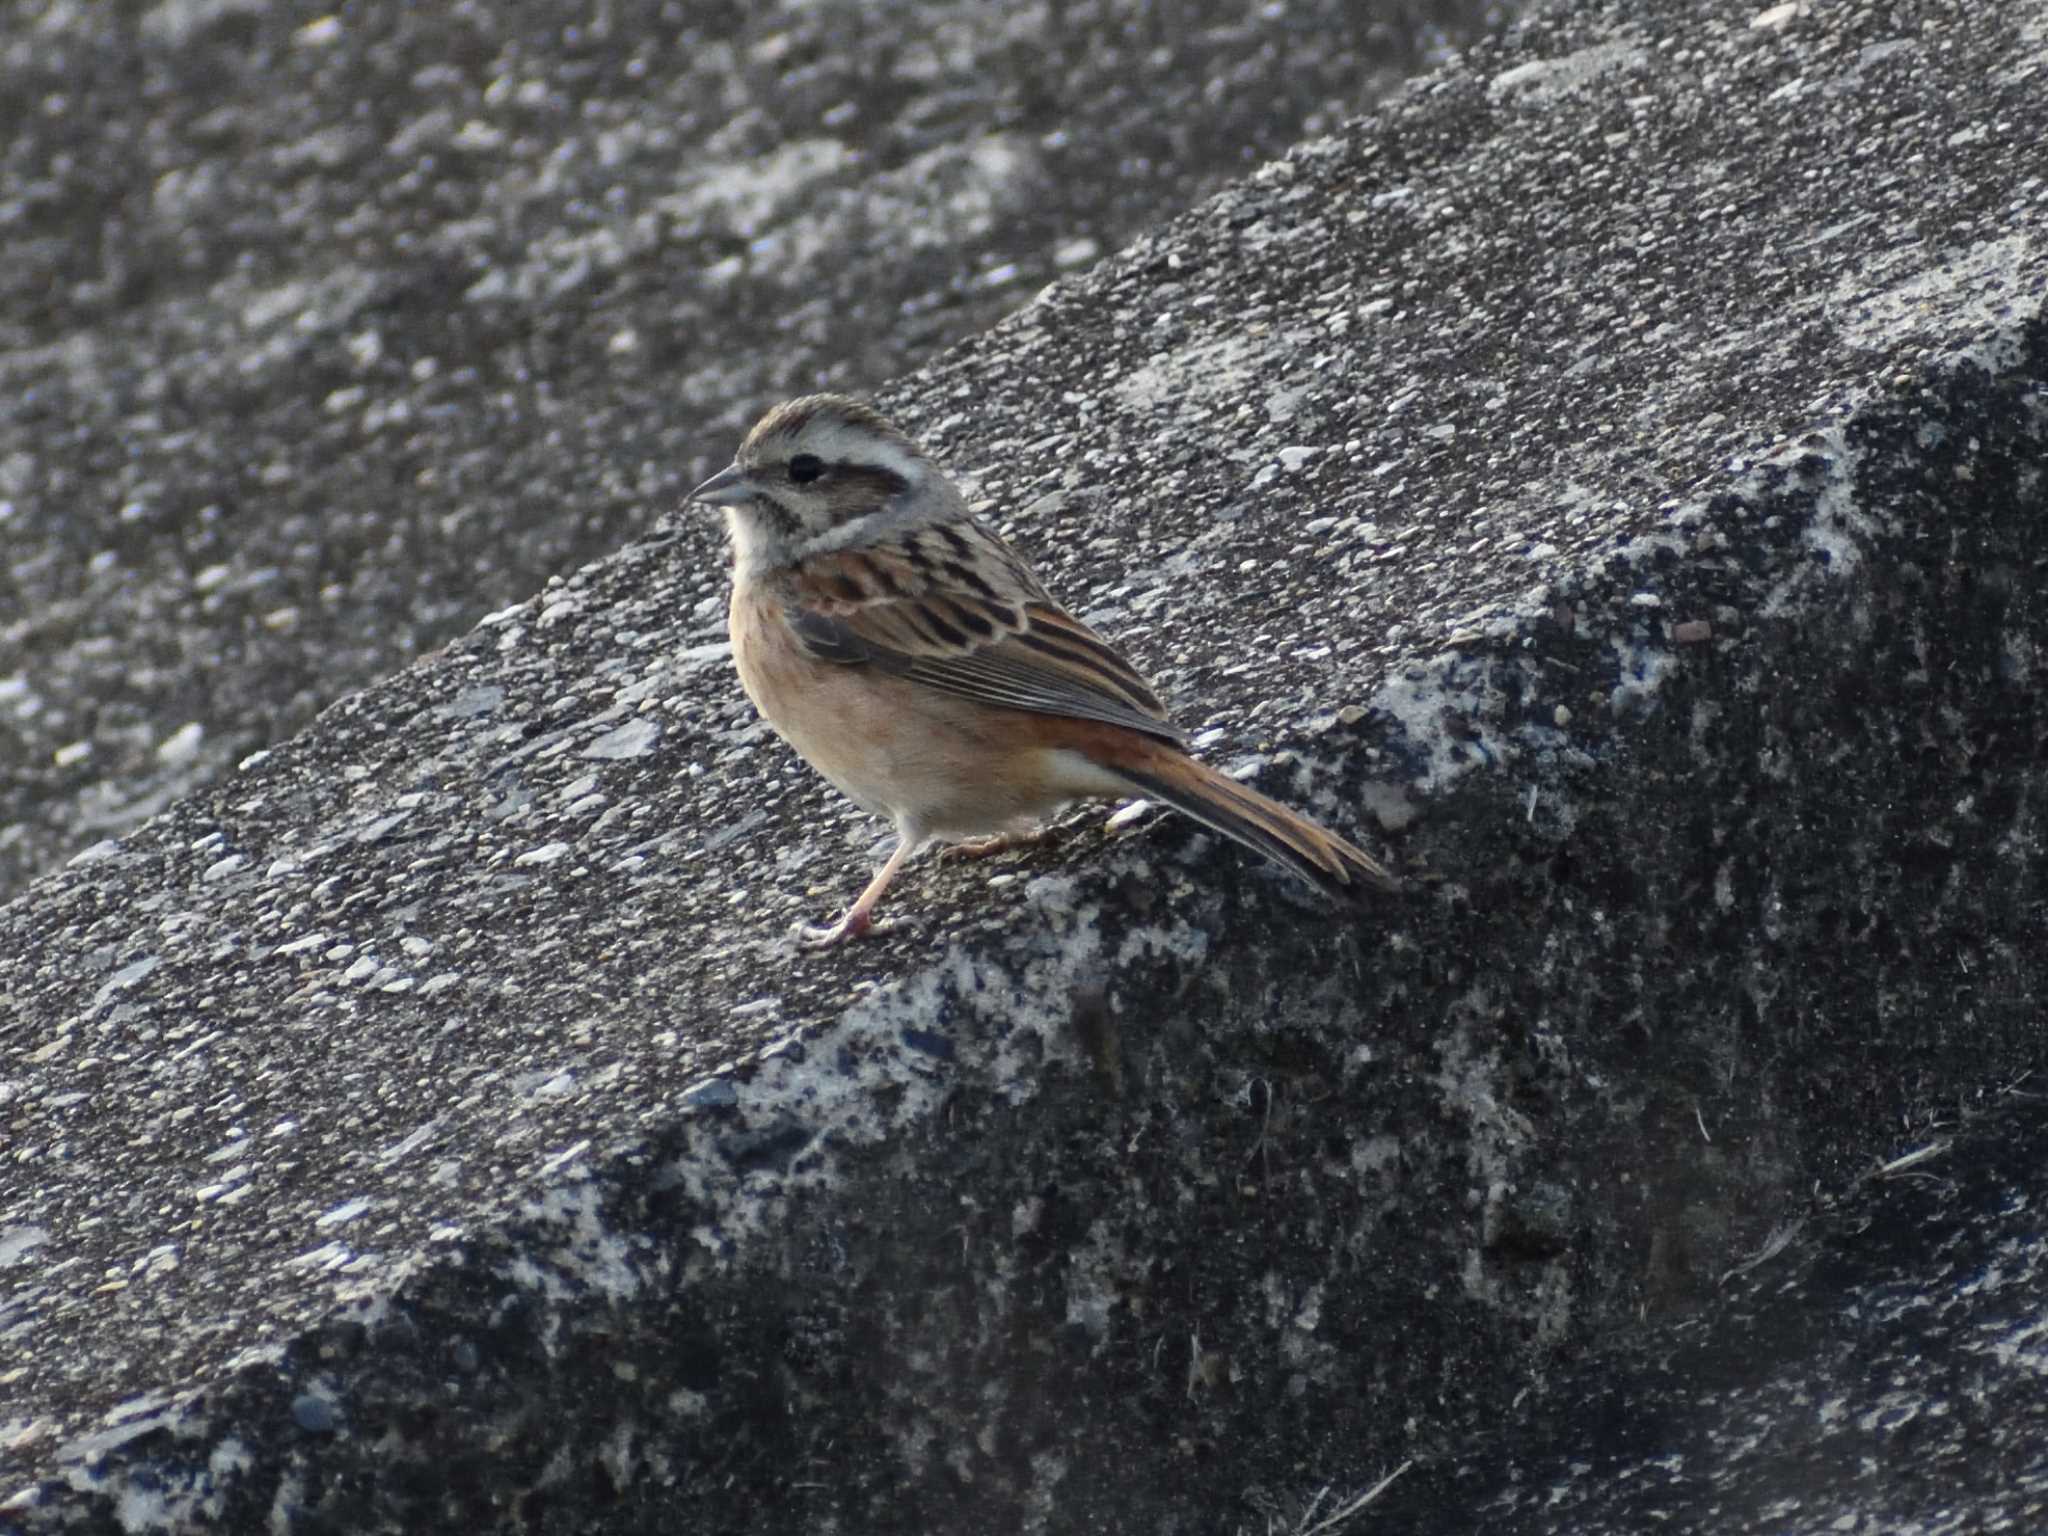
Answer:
[803, 834, 921, 946]
[939, 809, 1108, 864]
[939, 827, 1053, 863]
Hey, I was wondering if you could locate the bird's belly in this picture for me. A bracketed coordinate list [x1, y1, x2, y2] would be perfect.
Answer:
[730, 590, 1119, 837]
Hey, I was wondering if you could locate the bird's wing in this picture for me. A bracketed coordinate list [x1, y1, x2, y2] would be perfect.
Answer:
[778, 518, 1183, 745]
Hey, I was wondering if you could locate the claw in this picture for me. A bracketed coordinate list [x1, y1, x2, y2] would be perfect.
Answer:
[800, 908, 872, 947]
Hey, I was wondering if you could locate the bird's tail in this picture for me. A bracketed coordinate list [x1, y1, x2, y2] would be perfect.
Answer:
[1108, 749, 1399, 905]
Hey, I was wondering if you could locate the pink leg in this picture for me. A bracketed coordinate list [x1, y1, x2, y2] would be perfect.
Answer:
[939, 827, 1053, 863]
[803, 835, 921, 947]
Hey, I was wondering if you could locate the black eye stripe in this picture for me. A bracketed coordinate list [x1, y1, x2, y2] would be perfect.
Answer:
[778, 458, 909, 500]
[839, 466, 910, 499]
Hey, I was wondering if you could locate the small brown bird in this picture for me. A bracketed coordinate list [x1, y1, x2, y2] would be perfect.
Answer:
[690, 394, 1397, 944]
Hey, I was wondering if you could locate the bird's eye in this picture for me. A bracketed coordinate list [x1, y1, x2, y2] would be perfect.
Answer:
[788, 454, 825, 484]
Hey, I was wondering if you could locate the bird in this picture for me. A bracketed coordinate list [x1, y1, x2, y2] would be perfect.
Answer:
[688, 393, 1398, 945]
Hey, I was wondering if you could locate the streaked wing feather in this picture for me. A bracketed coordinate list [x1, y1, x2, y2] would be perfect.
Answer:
[1011, 607, 1165, 716]
[779, 524, 1182, 745]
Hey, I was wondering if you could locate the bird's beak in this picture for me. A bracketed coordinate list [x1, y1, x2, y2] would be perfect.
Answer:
[688, 462, 753, 508]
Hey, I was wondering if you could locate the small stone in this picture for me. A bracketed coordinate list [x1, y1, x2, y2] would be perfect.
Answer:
[316, 1197, 374, 1230]
[291, 1395, 336, 1434]
[156, 722, 206, 765]
[440, 686, 506, 720]
[1105, 799, 1154, 833]
[583, 718, 661, 760]
[683, 1077, 739, 1110]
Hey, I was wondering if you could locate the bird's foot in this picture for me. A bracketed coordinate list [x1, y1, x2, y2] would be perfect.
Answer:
[940, 830, 1042, 863]
[800, 908, 873, 946]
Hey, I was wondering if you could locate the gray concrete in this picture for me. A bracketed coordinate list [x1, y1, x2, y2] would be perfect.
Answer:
[0, 0, 1496, 906]
[5, 0, 2048, 1531]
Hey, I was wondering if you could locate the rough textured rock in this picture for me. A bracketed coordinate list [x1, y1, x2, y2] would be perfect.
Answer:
[5, 0, 2048, 1532]
[0, 0, 1497, 905]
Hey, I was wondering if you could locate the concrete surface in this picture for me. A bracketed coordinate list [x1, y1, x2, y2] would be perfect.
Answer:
[4, 0, 2046, 1531]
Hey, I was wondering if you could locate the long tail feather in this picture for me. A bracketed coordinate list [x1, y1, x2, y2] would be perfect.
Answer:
[1111, 754, 1399, 904]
